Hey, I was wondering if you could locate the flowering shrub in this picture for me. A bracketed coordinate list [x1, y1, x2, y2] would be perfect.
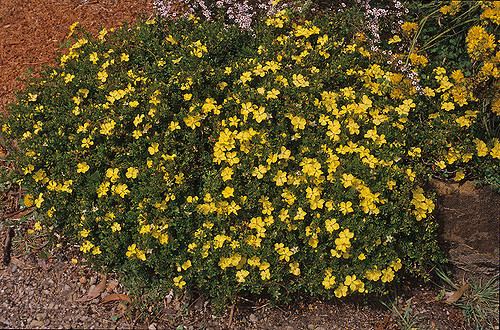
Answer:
[398, 0, 500, 186]
[1, 7, 498, 306]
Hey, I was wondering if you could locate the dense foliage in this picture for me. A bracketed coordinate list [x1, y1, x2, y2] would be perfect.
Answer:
[1, 1, 498, 306]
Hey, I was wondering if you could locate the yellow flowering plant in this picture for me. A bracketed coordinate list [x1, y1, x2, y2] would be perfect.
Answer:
[402, 0, 499, 187]
[1, 7, 498, 308]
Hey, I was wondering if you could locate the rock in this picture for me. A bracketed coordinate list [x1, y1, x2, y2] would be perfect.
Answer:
[29, 319, 44, 328]
[148, 323, 157, 330]
[432, 180, 500, 277]
[249, 313, 258, 323]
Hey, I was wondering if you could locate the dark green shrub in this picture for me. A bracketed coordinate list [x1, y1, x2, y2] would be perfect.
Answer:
[2, 9, 497, 306]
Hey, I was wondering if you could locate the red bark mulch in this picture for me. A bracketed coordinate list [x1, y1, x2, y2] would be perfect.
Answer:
[0, 0, 153, 114]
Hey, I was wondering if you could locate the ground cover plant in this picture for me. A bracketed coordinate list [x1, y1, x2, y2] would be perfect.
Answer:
[0, 0, 498, 310]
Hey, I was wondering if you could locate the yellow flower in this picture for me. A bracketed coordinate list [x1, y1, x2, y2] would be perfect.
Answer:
[148, 142, 160, 155]
[120, 53, 129, 62]
[240, 71, 252, 84]
[300, 157, 323, 178]
[252, 165, 268, 179]
[440, 1, 461, 15]
[289, 262, 300, 276]
[481, 3, 500, 25]
[92, 246, 102, 255]
[388, 35, 401, 44]
[34, 193, 44, 208]
[136, 249, 147, 261]
[182, 260, 192, 270]
[221, 167, 234, 181]
[97, 181, 110, 198]
[126, 244, 137, 258]
[288, 114, 307, 130]
[24, 194, 34, 207]
[266, 88, 280, 100]
[441, 102, 455, 111]
[112, 183, 130, 198]
[334, 284, 348, 298]
[82, 137, 94, 149]
[133, 130, 143, 139]
[292, 74, 309, 87]
[169, 121, 181, 131]
[173, 275, 186, 288]
[293, 207, 307, 221]
[406, 168, 416, 182]
[97, 70, 108, 82]
[409, 53, 428, 67]
[100, 120, 116, 135]
[80, 229, 90, 238]
[183, 115, 201, 129]
[236, 269, 250, 283]
[32, 169, 47, 183]
[253, 106, 268, 123]
[64, 73, 75, 84]
[80, 241, 94, 253]
[106, 168, 120, 182]
[474, 139, 489, 157]
[453, 170, 465, 182]
[111, 222, 122, 232]
[325, 218, 339, 233]
[365, 268, 382, 281]
[381, 268, 395, 282]
[77, 162, 90, 173]
[222, 186, 235, 199]
[339, 201, 353, 215]
[126, 167, 139, 179]
[391, 259, 403, 272]
[401, 22, 418, 35]
[34, 221, 42, 231]
[322, 273, 336, 289]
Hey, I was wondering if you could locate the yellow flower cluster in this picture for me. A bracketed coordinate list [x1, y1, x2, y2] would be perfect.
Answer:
[466, 26, 496, 61]
[411, 187, 435, 221]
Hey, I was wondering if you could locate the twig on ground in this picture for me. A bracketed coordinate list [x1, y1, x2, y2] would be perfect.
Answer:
[228, 303, 235, 328]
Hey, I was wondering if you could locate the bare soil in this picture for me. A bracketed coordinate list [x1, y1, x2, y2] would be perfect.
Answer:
[0, 1, 497, 329]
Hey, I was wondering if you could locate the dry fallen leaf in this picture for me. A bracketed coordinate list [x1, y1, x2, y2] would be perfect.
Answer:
[445, 283, 470, 304]
[101, 293, 131, 304]
[77, 275, 107, 302]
